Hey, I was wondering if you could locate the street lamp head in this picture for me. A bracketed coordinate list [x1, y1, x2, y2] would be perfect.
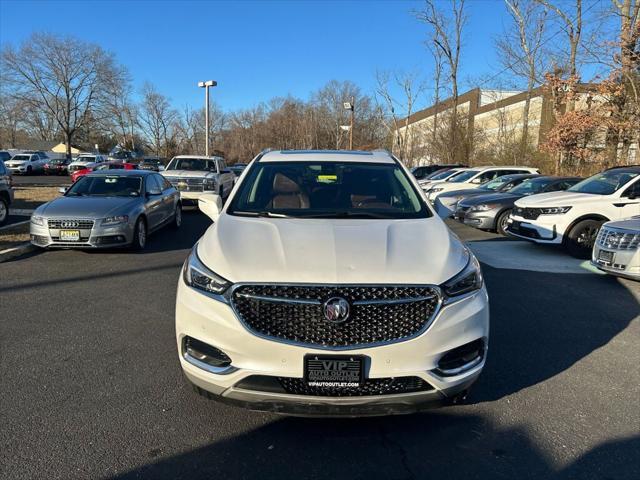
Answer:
[198, 80, 218, 88]
[343, 102, 353, 110]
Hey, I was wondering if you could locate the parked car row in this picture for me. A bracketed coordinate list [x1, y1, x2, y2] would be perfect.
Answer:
[419, 163, 640, 280]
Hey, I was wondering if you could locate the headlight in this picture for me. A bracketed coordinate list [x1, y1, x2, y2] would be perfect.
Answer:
[31, 215, 45, 226]
[539, 206, 571, 215]
[101, 215, 129, 226]
[183, 246, 231, 295]
[442, 252, 483, 301]
[203, 178, 217, 191]
[468, 204, 495, 212]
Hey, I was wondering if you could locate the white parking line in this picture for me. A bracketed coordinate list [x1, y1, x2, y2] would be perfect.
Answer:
[468, 240, 604, 275]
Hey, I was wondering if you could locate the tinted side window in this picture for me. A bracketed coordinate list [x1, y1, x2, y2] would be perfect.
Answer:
[0, 161, 5, 174]
[145, 175, 161, 193]
[155, 174, 171, 191]
[623, 179, 640, 197]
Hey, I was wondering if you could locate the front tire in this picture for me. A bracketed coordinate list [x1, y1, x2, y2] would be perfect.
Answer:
[0, 197, 8, 226]
[565, 219, 603, 259]
[26, 166, 33, 175]
[496, 209, 512, 236]
[130, 217, 147, 251]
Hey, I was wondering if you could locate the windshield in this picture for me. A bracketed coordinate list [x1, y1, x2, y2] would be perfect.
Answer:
[12, 155, 30, 161]
[508, 178, 554, 195]
[429, 169, 459, 181]
[66, 175, 142, 197]
[479, 175, 518, 191]
[449, 170, 480, 183]
[568, 169, 639, 195]
[228, 161, 429, 219]
[167, 158, 217, 171]
[77, 156, 96, 162]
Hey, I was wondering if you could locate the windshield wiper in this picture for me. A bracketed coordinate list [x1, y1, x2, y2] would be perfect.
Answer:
[232, 211, 291, 218]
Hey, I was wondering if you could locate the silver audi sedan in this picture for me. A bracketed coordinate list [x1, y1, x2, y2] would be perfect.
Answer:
[30, 170, 181, 250]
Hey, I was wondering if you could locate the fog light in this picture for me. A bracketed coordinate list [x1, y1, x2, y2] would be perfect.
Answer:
[436, 339, 485, 376]
[184, 336, 231, 368]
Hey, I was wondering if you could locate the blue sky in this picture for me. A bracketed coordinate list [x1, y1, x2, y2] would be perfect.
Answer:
[0, 0, 605, 114]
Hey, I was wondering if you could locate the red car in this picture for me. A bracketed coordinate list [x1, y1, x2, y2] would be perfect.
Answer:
[71, 161, 138, 183]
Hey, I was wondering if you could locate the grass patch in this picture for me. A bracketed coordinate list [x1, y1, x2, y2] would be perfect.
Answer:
[12, 187, 60, 210]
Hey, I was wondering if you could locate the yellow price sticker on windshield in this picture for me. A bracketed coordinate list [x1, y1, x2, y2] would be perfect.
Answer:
[317, 174, 337, 183]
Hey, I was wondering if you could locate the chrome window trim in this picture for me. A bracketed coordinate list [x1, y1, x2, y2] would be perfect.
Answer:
[227, 282, 444, 351]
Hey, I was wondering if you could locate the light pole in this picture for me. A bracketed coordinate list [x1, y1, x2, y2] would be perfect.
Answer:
[198, 80, 217, 156]
[343, 97, 355, 150]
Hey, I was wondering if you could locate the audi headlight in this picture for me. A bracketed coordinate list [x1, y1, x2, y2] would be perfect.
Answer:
[183, 246, 231, 295]
[203, 178, 217, 191]
[101, 215, 129, 226]
[31, 215, 45, 226]
[539, 206, 571, 215]
[442, 252, 483, 301]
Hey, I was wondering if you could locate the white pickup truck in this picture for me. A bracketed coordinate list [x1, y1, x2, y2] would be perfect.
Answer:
[161, 155, 235, 207]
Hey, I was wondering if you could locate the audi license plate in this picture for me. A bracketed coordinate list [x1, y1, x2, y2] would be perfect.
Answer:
[59, 230, 80, 241]
[597, 249, 615, 264]
[304, 355, 364, 387]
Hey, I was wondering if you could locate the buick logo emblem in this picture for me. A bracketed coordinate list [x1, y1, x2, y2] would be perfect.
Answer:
[61, 221, 79, 228]
[323, 297, 350, 324]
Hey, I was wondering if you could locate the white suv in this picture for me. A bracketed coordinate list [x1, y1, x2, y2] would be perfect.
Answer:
[176, 150, 489, 416]
[506, 166, 640, 257]
[67, 154, 107, 173]
[5, 152, 47, 175]
[424, 166, 539, 203]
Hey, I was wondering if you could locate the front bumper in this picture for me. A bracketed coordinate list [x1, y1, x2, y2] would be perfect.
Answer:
[176, 276, 490, 416]
[505, 214, 566, 245]
[30, 219, 135, 248]
[592, 243, 640, 280]
[7, 166, 27, 174]
[459, 209, 499, 230]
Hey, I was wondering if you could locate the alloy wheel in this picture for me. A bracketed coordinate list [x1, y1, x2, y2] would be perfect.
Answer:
[0, 201, 7, 223]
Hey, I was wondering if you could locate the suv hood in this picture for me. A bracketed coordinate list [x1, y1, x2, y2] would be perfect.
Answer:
[36, 196, 139, 218]
[198, 215, 469, 285]
[162, 170, 215, 178]
[515, 191, 610, 207]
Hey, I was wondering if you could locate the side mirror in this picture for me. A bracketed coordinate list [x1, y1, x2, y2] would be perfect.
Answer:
[198, 193, 223, 221]
[58, 187, 68, 195]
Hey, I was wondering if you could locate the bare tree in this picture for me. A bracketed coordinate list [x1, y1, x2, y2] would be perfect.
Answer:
[138, 83, 178, 157]
[417, 1, 466, 112]
[375, 71, 426, 164]
[535, 0, 583, 110]
[1, 33, 120, 159]
[102, 65, 137, 151]
[497, 0, 549, 159]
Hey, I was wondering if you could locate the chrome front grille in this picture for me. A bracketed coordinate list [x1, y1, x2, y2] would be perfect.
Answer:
[231, 285, 441, 348]
[48, 219, 95, 229]
[165, 177, 205, 192]
[597, 227, 640, 250]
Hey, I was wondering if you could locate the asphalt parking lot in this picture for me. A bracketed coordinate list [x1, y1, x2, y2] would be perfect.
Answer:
[1, 213, 638, 480]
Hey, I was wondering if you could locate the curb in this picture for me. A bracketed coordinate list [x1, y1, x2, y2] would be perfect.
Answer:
[0, 242, 38, 263]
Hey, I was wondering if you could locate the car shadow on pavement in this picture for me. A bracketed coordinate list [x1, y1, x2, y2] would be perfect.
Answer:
[474, 264, 639, 403]
[109, 412, 639, 480]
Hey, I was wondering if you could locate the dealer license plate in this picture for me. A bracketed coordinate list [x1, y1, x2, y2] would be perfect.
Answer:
[304, 355, 364, 387]
[597, 249, 615, 264]
[59, 230, 80, 241]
